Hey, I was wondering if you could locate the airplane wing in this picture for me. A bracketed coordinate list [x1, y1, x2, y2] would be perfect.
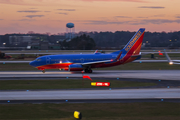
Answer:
[164, 49, 180, 65]
[170, 62, 180, 65]
[172, 60, 180, 62]
[77, 51, 122, 66]
[82, 60, 112, 65]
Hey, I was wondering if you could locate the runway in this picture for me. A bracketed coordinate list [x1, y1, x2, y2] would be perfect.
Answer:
[0, 88, 180, 101]
[0, 70, 180, 80]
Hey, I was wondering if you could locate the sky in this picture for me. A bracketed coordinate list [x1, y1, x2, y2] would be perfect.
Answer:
[0, 0, 180, 34]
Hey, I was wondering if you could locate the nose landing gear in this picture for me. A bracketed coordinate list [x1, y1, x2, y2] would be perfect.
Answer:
[42, 70, 45, 73]
[38, 68, 46, 73]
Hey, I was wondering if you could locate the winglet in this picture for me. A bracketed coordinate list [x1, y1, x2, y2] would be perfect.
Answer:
[94, 50, 98, 54]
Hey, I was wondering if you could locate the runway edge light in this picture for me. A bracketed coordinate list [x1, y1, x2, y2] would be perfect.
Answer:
[74, 111, 82, 120]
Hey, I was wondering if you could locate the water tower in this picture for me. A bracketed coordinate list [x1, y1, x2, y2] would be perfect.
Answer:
[66, 23, 75, 40]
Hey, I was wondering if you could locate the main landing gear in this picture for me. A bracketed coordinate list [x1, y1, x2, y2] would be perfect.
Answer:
[84, 68, 93, 73]
[42, 70, 45, 73]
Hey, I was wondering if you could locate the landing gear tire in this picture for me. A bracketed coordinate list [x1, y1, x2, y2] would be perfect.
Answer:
[42, 70, 45, 73]
[85, 69, 88, 73]
[84, 69, 93, 73]
[89, 69, 92, 73]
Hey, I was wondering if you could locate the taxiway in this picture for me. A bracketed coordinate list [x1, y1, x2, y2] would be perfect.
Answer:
[0, 88, 179, 101]
[0, 70, 180, 80]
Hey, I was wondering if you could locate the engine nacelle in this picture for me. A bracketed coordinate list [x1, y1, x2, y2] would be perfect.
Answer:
[68, 64, 83, 71]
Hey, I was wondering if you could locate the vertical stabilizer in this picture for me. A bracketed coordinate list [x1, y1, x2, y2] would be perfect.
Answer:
[123, 28, 145, 55]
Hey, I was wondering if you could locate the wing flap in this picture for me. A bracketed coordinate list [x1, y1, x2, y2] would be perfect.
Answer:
[77, 50, 122, 66]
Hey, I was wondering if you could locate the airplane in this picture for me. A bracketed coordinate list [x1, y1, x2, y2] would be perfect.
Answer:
[29, 28, 145, 73]
[164, 49, 180, 65]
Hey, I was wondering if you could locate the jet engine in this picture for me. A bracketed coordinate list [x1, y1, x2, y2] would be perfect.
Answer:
[68, 64, 83, 71]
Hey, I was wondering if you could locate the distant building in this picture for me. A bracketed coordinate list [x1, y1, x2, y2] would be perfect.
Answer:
[49, 35, 66, 43]
[40, 41, 49, 50]
[30, 41, 61, 50]
[30, 42, 40, 50]
[49, 44, 61, 50]
[9, 36, 33, 46]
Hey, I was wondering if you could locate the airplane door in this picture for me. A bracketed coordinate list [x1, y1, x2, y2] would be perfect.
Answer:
[46, 57, 51, 64]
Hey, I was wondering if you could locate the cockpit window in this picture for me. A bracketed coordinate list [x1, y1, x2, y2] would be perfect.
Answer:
[36, 59, 41, 61]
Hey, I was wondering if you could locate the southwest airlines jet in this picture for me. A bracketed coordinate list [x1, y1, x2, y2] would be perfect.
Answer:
[30, 28, 145, 73]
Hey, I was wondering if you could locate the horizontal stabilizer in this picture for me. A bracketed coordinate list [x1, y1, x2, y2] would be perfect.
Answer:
[115, 51, 122, 61]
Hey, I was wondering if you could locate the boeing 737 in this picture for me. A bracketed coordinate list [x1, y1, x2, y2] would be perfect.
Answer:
[29, 28, 145, 73]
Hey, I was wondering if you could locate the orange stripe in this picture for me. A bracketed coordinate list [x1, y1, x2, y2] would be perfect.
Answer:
[36, 63, 73, 69]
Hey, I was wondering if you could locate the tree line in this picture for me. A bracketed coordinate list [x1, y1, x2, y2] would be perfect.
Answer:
[80, 31, 180, 48]
[0, 30, 180, 49]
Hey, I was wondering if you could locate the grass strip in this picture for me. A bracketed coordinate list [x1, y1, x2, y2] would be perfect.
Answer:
[0, 63, 36, 71]
[0, 103, 180, 120]
[141, 53, 180, 58]
[98, 62, 179, 70]
[0, 79, 156, 90]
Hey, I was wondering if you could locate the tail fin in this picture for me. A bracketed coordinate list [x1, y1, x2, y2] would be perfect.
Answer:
[123, 28, 145, 55]
[111, 28, 145, 55]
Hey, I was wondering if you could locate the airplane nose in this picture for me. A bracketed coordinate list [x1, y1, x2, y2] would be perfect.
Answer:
[29, 61, 36, 67]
